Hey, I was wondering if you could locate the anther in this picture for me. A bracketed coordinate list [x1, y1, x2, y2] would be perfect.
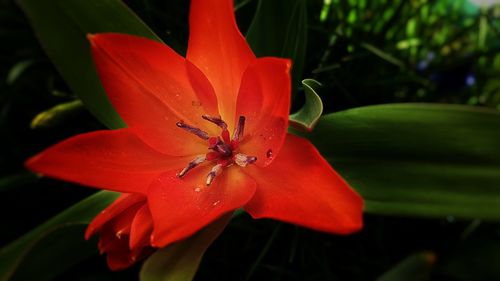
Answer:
[233, 116, 245, 141]
[206, 164, 223, 186]
[175, 115, 255, 186]
[202, 115, 227, 130]
[176, 121, 209, 140]
[234, 153, 257, 167]
[178, 155, 206, 178]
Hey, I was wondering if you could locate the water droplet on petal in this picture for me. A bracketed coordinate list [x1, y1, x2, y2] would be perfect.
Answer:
[266, 149, 273, 159]
[194, 187, 202, 192]
[212, 200, 220, 206]
[191, 100, 202, 107]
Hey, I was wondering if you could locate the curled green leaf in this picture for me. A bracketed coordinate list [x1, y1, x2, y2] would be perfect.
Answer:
[289, 79, 324, 131]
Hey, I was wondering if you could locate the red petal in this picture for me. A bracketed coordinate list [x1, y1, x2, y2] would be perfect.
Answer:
[103, 232, 154, 270]
[89, 33, 219, 155]
[105, 240, 134, 271]
[109, 203, 144, 238]
[129, 204, 154, 251]
[86, 193, 146, 240]
[187, 0, 255, 124]
[148, 167, 256, 247]
[25, 129, 191, 194]
[235, 58, 292, 167]
[244, 134, 364, 234]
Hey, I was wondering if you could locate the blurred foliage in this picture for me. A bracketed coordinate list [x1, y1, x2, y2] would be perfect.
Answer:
[0, 0, 499, 280]
[311, 0, 500, 111]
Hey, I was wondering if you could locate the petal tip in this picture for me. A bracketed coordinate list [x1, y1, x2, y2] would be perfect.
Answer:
[84, 226, 95, 240]
[24, 154, 42, 172]
[87, 33, 97, 45]
[284, 59, 292, 72]
[149, 233, 162, 248]
[346, 218, 364, 234]
[336, 206, 364, 235]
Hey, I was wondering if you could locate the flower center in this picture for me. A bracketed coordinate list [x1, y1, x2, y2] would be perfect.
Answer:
[176, 115, 256, 185]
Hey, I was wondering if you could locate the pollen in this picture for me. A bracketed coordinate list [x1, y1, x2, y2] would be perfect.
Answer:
[176, 115, 256, 186]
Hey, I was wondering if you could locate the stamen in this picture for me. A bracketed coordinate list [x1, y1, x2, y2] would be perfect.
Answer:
[175, 115, 255, 185]
[206, 164, 223, 186]
[178, 155, 206, 178]
[234, 153, 257, 167]
[202, 115, 227, 130]
[176, 121, 209, 140]
[233, 116, 245, 141]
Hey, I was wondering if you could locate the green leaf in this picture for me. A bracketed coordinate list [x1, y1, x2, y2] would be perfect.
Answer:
[376, 252, 436, 281]
[437, 229, 500, 281]
[6, 60, 37, 85]
[360, 42, 405, 68]
[0, 190, 120, 281]
[139, 214, 231, 281]
[246, 0, 307, 96]
[17, 0, 162, 129]
[289, 79, 324, 131]
[306, 103, 500, 219]
[30, 100, 84, 129]
[0, 172, 39, 193]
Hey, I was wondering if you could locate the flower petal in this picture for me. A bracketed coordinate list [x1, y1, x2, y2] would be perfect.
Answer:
[187, 0, 255, 124]
[129, 204, 154, 251]
[236, 58, 292, 167]
[102, 230, 153, 271]
[25, 129, 191, 194]
[86, 193, 146, 240]
[89, 33, 219, 155]
[103, 234, 134, 271]
[109, 203, 143, 238]
[244, 134, 364, 234]
[148, 167, 256, 247]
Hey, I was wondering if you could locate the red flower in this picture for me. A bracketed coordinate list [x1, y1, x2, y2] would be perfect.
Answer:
[85, 193, 154, 270]
[26, 0, 363, 269]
